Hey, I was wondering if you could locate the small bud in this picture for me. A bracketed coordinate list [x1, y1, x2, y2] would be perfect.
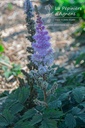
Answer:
[34, 99, 48, 107]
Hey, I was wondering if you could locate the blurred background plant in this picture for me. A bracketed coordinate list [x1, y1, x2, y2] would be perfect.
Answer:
[0, 34, 4, 54]
[7, 3, 13, 11]
[40, 0, 85, 20]
[69, 21, 85, 68]
[73, 21, 85, 36]
[0, 34, 21, 80]
[0, 44, 4, 54]
[0, 55, 21, 79]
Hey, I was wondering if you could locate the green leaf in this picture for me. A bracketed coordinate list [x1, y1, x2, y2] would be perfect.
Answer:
[58, 121, 66, 128]
[3, 98, 24, 115]
[80, 101, 85, 107]
[2, 109, 14, 124]
[8, 87, 29, 104]
[0, 55, 10, 64]
[49, 100, 62, 109]
[17, 87, 29, 103]
[10, 102, 24, 114]
[78, 113, 85, 123]
[0, 109, 15, 126]
[3, 87, 29, 110]
[0, 115, 8, 126]
[72, 88, 84, 103]
[44, 109, 63, 119]
[72, 107, 81, 115]
[75, 53, 85, 65]
[22, 109, 36, 120]
[58, 91, 70, 101]
[4, 70, 12, 78]
[7, 3, 13, 10]
[0, 44, 4, 53]
[30, 114, 42, 126]
[51, 64, 58, 68]
[14, 120, 34, 128]
[39, 119, 57, 128]
[65, 113, 76, 128]
[12, 64, 21, 76]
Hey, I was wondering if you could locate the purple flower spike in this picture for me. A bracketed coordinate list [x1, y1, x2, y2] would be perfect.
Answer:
[31, 15, 54, 67]
[24, 0, 33, 18]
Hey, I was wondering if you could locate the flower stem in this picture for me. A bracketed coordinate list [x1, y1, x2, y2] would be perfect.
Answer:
[43, 88, 47, 102]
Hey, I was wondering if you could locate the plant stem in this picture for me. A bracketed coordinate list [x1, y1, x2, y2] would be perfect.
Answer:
[43, 88, 47, 102]
[43, 74, 47, 103]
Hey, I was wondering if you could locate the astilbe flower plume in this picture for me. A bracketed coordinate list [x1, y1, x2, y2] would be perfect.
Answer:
[31, 14, 54, 69]
[24, 0, 35, 42]
[23, 0, 36, 71]
[24, 0, 33, 18]
[19, 0, 36, 87]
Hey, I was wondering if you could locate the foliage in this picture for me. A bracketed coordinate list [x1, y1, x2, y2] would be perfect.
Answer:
[0, 1, 85, 128]
[63, 71, 85, 87]
[3, 63, 21, 79]
[0, 34, 4, 54]
[0, 60, 85, 128]
[74, 53, 85, 67]
[70, 21, 85, 68]
[72, 21, 85, 36]
[0, 55, 21, 79]
[0, 34, 21, 79]
[7, 3, 13, 11]
[40, 0, 55, 6]
[0, 44, 4, 54]
[51, 0, 85, 20]
[0, 83, 85, 128]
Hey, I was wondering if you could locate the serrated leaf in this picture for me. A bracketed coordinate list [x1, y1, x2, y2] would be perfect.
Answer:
[44, 109, 63, 119]
[3, 109, 14, 122]
[18, 87, 29, 103]
[3, 87, 29, 110]
[3, 98, 24, 116]
[9, 87, 29, 104]
[3, 99, 18, 110]
[22, 109, 36, 120]
[10, 102, 24, 114]
[58, 121, 66, 128]
[49, 100, 62, 109]
[39, 119, 57, 128]
[0, 115, 8, 126]
[58, 92, 70, 101]
[30, 114, 42, 126]
[78, 113, 85, 123]
[14, 120, 34, 128]
[65, 113, 76, 128]
[80, 101, 85, 107]
[72, 107, 81, 115]
[72, 88, 84, 103]
[12, 64, 21, 76]
[0, 109, 15, 126]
